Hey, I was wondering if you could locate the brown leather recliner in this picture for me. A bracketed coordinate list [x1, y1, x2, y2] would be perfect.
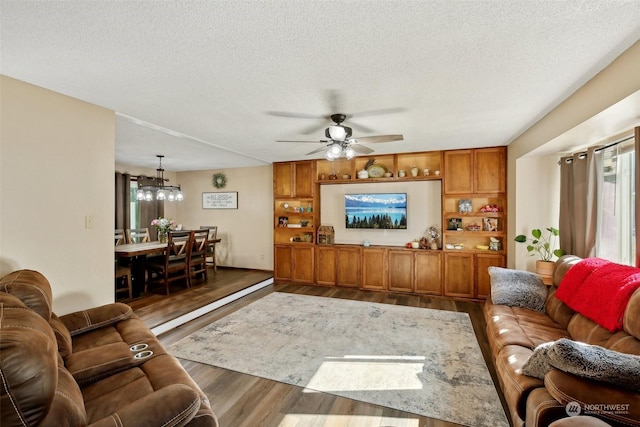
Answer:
[0, 269, 218, 427]
[484, 256, 640, 427]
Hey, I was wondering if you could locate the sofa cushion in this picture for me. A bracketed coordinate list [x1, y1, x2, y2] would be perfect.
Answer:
[547, 338, 640, 392]
[522, 341, 555, 379]
[0, 293, 63, 425]
[0, 269, 53, 320]
[489, 266, 548, 312]
[545, 370, 640, 427]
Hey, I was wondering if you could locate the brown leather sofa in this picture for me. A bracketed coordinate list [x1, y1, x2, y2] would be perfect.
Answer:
[0, 269, 218, 427]
[484, 255, 640, 427]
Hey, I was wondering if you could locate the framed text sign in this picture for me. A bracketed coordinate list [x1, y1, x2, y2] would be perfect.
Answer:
[202, 192, 238, 209]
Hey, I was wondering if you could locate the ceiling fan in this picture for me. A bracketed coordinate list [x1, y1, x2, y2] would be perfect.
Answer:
[277, 113, 404, 160]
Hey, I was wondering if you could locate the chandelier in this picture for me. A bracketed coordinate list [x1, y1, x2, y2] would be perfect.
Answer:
[136, 155, 184, 202]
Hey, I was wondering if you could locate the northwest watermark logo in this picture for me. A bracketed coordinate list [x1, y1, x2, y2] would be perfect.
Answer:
[566, 401, 630, 416]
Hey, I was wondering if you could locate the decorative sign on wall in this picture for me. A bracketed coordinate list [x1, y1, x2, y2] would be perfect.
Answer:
[202, 192, 238, 209]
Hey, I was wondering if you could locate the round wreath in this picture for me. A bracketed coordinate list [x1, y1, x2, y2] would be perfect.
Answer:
[212, 172, 227, 189]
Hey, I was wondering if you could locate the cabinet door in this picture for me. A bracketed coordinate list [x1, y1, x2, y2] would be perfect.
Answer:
[387, 250, 412, 292]
[336, 247, 361, 288]
[443, 150, 473, 194]
[362, 248, 387, 290]
[474, 147, 506, 194]
[273, 162, 293, 198]
[444, 253, 474, 298]
[292, 246, 314, 283]
[274, 245, 292, 281]
[476, 253, 505, 299]
[414, 251, 442, 295]
[315, 246, 336, 286]
[293, 161, 314, 198]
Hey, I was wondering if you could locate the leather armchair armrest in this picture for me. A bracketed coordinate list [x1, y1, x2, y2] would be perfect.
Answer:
[60, 302, 133, 336]
[545, 370, 640, 426]
[87, 384, 200, 427]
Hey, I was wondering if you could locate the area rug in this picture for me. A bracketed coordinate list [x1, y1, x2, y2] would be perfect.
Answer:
[169, 292, 508, 426]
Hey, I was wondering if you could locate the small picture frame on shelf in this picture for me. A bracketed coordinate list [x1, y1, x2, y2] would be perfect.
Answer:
[458, 199, 472, 213]
[447, 218, 462, 230]
[482, 218, 498, 231]
[278, 216, 289, 227]
[483, 218, 498, 231]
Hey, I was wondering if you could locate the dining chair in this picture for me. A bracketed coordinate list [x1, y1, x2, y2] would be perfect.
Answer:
[145, 230, 192, 295]
[199, 226, 218, 272]
[189, 229, 209, 284]
[126, 228, 151, 244]
[115, 229, 126, 246]
[114, 259, 132, 299]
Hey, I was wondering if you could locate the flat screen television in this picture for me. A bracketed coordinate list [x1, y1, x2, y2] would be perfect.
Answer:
[345, 193, 407, 229]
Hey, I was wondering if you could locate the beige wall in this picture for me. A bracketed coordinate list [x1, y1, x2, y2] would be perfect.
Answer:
[174, 166, 273, 270]
[508, 40, 640, 269]
[1, 76, 115, 315]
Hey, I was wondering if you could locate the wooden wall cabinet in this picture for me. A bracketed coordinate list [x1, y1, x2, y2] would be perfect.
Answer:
[274, 146, 506, 302]
[414, 251, 442, 295]
[315, 246, 336, 286]
[361, 248, 387, 290]
[336, 246, 361, 288]
[443, 147, 505, 194]
[387, 250, 413, 292]
[443, 252, 474, 298]
[476, 253, 505, 299]
[274, 161, 315, 198]
[274, 245, 314, 283]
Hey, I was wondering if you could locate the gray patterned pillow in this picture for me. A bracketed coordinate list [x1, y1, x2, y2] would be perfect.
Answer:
[547, 338, 640, 392]
[522, 341, 555, 379]
[488, 266, 547, 312]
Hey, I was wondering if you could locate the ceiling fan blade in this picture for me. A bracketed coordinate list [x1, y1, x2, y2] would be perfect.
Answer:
[266, 111, 325, 120]
[348, 120, 376, 134]
[299, 121, 330, 135]
[350, 144, 374, 154]
[277, 139, 330, 143]
[351, 107, 406, 118]
[353, 134, 404, 144]
[305, 145, 332, 155]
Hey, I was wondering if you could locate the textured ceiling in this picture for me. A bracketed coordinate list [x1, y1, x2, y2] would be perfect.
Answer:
[2, 1, 640, 171]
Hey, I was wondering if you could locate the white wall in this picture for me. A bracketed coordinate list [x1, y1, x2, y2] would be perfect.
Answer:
[320, 180, 441, 246]
[0, 76, 115, 315]
[512, 155, 561, 271]
[174, 166, 273, 270]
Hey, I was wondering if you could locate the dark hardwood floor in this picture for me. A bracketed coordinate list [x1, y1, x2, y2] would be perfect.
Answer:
[126, 267, 509, 427]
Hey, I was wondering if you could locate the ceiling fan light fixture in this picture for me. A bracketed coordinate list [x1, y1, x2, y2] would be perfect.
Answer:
[326, 125, 352, 141]
[329, 143, 342, 156]
[325, 150, 337, 161]
[344, 146, 356, 159]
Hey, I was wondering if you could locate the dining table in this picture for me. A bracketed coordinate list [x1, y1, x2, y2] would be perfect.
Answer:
[115, 238, 221, 297]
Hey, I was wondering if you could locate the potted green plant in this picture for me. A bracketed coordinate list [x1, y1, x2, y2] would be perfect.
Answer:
[514, 227, 565, 277]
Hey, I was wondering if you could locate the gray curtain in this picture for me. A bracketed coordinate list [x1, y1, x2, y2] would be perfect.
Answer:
[559, 147, 601, 258]
[115, 172, 131, 230]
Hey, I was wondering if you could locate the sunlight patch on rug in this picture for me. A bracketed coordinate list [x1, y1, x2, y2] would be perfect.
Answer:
[168, 292, 508, 427]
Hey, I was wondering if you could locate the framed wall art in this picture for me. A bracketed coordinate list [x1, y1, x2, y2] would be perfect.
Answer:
[202, 192, 238, 209]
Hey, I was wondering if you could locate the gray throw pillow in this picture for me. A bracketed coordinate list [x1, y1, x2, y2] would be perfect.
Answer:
[547, 338, 640, 392]
[522, 341, 555, 379]
[488, 266, 547, 312]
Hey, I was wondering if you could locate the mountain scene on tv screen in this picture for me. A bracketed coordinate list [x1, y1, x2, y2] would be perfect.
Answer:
[345, 193, 407, 229]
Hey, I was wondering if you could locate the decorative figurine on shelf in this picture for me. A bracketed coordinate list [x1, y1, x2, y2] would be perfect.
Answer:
[480, 204, 500, 213]
[427, 225, 440, 249]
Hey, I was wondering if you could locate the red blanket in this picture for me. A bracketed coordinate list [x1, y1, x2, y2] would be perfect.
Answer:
[556, 258, 640, 332]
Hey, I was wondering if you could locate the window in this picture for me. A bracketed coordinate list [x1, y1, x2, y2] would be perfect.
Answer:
[597, 140, 635, 265]
[130, 180, 141, 229]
